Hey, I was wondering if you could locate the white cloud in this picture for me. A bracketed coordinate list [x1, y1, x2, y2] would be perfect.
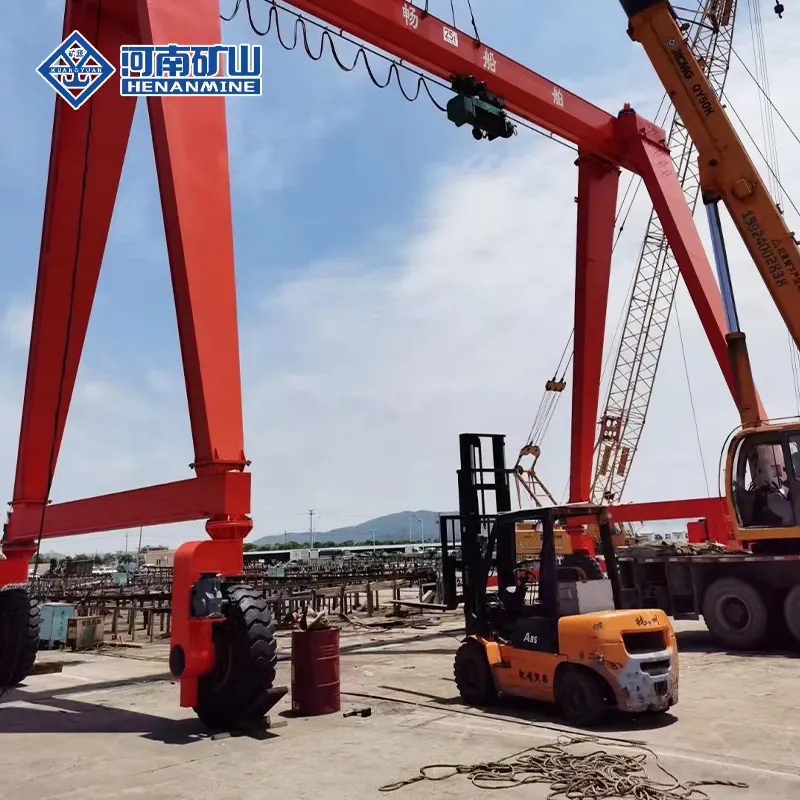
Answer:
[2, 7, 800, 552]
[1, 299, 33, 350]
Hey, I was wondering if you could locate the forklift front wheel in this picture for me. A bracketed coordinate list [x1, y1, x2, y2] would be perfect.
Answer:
[454, 640, 497, 706]
[554, 666, 608, 727]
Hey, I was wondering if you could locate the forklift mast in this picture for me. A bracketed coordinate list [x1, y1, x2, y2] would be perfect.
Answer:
[439, 433, 560, 635]
[440, 434, 624, 634]
[440, 434, 512, 621]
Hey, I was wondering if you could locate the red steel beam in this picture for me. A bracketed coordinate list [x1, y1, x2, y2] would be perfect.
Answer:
[285, 0, 640, 169]
[7, 473, 251, 541]
[569, 155, 620, 503]
[607, 497, 728, 524]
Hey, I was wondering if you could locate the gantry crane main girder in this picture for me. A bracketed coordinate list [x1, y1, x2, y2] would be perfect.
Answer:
[1, 0, 741, 710]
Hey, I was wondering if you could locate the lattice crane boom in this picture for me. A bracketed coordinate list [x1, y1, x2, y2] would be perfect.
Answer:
[591, 0, 738, 504]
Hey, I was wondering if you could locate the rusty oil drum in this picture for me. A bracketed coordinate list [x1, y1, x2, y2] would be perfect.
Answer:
[291, 628, 341, 716]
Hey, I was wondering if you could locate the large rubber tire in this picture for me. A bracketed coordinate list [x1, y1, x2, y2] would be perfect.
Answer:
[561, 553, 604, 581]
[453, 640, 497, 706]
[783, 584, 800, 647]
[0, 588, 41, 687]
[194, 583, 278, 731]
[554, 667, 608, 727]
[702, 577, 769, 650]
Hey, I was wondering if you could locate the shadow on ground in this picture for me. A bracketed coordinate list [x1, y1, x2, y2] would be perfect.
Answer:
[0, 674, 278, 744]
[676, 628, 799, 658]
[372, 683, 678, 733]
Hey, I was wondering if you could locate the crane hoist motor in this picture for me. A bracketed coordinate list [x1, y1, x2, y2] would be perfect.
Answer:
[446, 75, 516, 141]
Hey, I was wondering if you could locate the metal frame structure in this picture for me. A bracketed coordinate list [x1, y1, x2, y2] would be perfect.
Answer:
[592, 0, 738, 505]
[1, 0, 746, 707]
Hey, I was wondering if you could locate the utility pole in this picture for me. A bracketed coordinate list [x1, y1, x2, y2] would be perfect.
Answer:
[124, 531, 129, 554]
[137, 526, 143, 556]
[308, 509, 315, 550]
[416, 516, 424, 546]
[408, 515, 413, 543]
[284, 530, 287, 544]
[371, 528, 376, 548]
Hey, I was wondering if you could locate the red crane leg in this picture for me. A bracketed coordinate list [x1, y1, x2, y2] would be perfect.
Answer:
[618, 112, 766, 417]
[137, 0, 251, 708]
[568, 155, 619, 555]
[138, 0, 249, 490]
[1, 1, 139, 583]
[5, 0, 251, 543]
[569, 156, 620, 504]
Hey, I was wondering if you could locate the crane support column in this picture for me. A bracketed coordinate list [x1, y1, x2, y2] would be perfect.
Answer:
[5, 0, 252, 548]
[570, 155, 620, 504]
[569, 155, 620, 552]
[0, 1, 139, 582]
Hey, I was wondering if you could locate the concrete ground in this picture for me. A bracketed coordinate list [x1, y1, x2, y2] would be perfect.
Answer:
[1, 616, 799, 800]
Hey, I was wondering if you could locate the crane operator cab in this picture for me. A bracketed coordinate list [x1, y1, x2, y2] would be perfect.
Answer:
[440, 433, 679, 726]
[726, 424, 800, 552]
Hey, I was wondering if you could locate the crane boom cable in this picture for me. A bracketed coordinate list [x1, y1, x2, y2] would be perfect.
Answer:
[674, 298, 711, 496]
[742, 0, 800, 416]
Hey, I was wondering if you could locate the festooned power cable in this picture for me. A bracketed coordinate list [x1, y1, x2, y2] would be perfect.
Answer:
[222, 0, 450, 108]
[221, 0, 580, 153]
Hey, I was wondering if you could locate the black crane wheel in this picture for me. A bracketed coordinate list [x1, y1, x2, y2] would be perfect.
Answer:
[193, 583, 278, 731]
[453, 640, 497, 706]
[0, 588, 41, 687]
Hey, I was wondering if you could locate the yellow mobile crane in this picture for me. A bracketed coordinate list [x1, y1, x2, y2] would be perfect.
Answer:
[607, 1, 800, 648]
[619, 0, 800, 548]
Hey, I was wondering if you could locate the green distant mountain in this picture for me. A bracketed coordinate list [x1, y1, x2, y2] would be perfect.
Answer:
[251, 510, 444, 547]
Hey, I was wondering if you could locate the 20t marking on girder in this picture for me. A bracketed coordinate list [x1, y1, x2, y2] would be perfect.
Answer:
[37, 30, 263, 108]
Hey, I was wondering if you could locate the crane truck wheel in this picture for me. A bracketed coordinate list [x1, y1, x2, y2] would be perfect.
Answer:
[554, 665, 609, 727]
[454, 639, 497, 706]
[561, 553, 604, 581]
[0, 588, 41, 687]
[782, 584, 800, 647]
[193, 583, 278, 731]
[701, 577, 769, 650]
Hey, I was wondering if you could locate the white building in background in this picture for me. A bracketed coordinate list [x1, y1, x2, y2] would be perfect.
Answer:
[142, 547, 175, 568]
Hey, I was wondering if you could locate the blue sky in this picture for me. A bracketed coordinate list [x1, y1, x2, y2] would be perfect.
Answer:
[1, 1, 799, 553]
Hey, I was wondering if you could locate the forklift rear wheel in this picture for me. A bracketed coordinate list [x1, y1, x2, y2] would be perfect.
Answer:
[193, 583, 278, 730]
[554, 667, 608, 727]
[454, 640, 497, 706]
[702, 577, 769, 650]
[0, 588, 41, 687]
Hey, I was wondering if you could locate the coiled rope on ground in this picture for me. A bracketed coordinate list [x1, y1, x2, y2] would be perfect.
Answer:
[378, 735, 747, 799]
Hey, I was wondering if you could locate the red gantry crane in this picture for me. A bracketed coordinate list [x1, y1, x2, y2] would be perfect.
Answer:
[0, 0, 756, 726]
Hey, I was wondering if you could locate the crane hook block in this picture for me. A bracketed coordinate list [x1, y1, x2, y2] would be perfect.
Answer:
[447, 75, 515, 141]
[774, 2, 784, 17]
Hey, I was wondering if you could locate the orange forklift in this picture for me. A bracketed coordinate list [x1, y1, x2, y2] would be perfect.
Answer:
[439, 434, 678, 725]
